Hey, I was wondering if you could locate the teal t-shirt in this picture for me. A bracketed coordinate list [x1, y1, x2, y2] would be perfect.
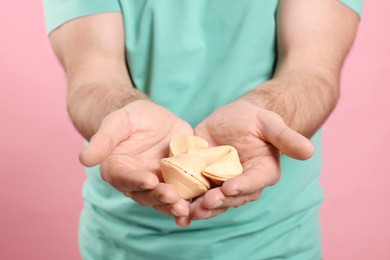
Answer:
[44, 1, 363, 259]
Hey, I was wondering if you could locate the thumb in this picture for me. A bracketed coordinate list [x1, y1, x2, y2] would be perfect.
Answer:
[258, 110, 314, 160]
[79, 110, 132, 167]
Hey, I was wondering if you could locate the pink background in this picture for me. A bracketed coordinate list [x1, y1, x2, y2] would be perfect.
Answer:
[0, 1, 389, 259]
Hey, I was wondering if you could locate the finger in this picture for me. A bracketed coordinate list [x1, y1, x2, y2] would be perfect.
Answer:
[101, 159, 159, 192]
[212, 191, 262, 209]
[257, 110, 314, 160]
[190, 203, 228, 220]
[193, 208, 228, 220]
[202, 187, 262, 209]
[127, 183, 182, 207]
[189, 197, 210, 220]
[80, 110, 132, 167]
[200, 188, 226, 209]
[174, 216, 191, 227]
[190, 196, 228, 220]
[221, 161, 279, 196]
[153, 199, 190, 217]
[228, 190, 262, 208]
[171, 199, 190, 217]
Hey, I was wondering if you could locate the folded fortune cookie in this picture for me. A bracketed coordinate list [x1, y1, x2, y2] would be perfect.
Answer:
[160, 135, 243, 199]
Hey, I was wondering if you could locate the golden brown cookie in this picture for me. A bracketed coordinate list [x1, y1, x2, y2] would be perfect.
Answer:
[160, 135, 243, 199]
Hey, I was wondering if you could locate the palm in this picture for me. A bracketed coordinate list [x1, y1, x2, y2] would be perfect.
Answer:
[80, 100, 200, 222]
[186, 101, 314, 222]
[185, 101, 296, 222]
[194, 104, 280, 176]
[103, 103, 193, 178]
[110, 120, 193, 178]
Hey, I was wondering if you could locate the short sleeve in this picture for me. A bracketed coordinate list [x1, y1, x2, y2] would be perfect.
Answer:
[339, 0, 364, 18]
[43, 0, 121, 34]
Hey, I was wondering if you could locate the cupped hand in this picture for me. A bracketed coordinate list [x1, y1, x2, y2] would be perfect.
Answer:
[79, 100, 193, 225]
[187, 100, 314, 222]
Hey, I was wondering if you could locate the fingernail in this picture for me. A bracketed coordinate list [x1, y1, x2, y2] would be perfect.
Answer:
[204, 210, 212, 219]
[211, 200, 224, 209]
[169, 208, 179, 217]
[139, 183, 154, 190]
[226, 190, 240, 196]
[159, 195, 171, 204]
[175, 217, 191, 228]
[191, 209, 212, 220]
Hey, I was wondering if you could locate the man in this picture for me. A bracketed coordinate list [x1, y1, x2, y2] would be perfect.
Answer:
[44, 0, 362, 259]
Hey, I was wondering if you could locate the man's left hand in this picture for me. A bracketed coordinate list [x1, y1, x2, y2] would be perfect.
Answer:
[181, 100, 314, 224]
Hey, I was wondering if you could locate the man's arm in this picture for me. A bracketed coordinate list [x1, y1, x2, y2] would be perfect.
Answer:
[242, 0, 359, 138]
[50, 12, 147, 140]
[49, 13, 192, 223]
[189, 0, 360, 221]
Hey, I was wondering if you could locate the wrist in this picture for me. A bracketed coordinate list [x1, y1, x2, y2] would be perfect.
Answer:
[67, 81, 149, 140]
[238, 72, 339, 138]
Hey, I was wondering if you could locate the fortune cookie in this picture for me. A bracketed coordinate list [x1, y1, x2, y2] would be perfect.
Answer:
[160, 154, 210, 199]
[160, 135, 243, 199]
[168, 135, 208, 157]
[190, 146, 243, 182]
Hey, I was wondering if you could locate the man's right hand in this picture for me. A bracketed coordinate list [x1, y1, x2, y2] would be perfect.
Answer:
[79, 100, 193, 224]
[49, 13, 192, 226]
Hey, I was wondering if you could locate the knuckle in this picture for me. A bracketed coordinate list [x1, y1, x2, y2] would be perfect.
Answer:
[234, 199, 249, 208]
[100, 159, 117, 184]
[250, 191, 261, 201]
[269, 173, 281, 186]
[215, 208, 228, 216]
[123, 192, 132, 198]
[100, 171, 111, 184]
[108, 174, 121, 190]
[134, 196, 149, 207]
[153, 205, 167, 215]
[139, 202, 149, 207]
[242, 198, 249, 205]
[131, 191, 155, 207]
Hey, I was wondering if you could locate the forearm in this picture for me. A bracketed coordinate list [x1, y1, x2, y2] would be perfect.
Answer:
[242, 0, 359, 138]
[67, 80, 147, 140]
[48, 13, 147, 140]
[241, 69, 338, 138]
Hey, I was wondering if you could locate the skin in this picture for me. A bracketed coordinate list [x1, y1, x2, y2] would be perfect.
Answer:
[50, 13, 191, 218]
[181, 0, 360, 226]
[49, 0, 359, 227]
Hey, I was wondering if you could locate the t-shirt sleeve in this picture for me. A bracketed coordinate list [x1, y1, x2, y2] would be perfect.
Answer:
[339, 0, 364, 18]
[43, 0, 121, 34]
